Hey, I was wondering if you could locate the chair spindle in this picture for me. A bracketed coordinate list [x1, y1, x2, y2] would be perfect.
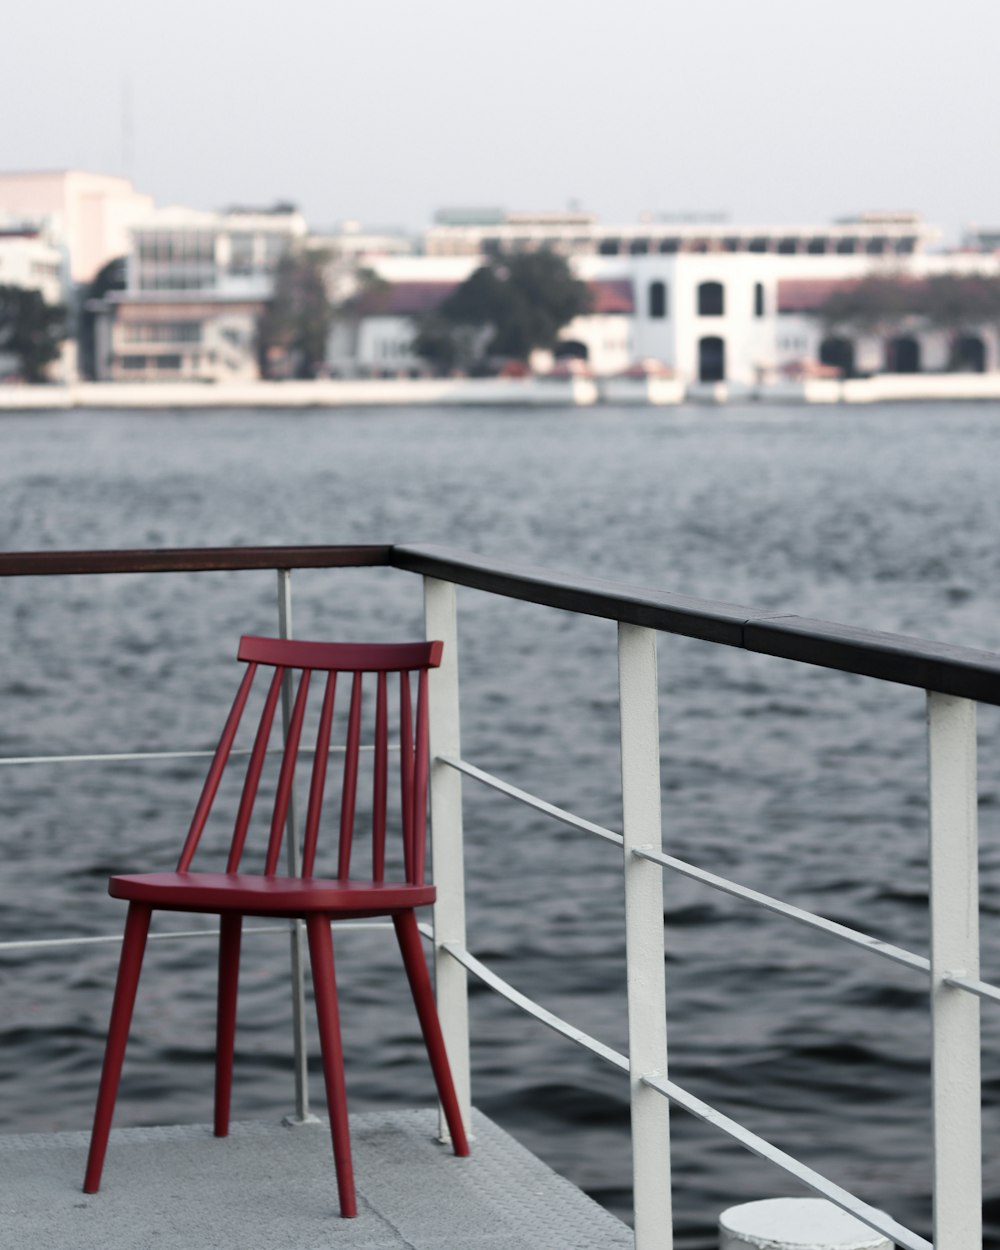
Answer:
[177, 663, 258, 873]
[400, 672, 414, 882]
[414, 668, 430, 885]
[303, 671, 337, 879]
[265, 669, 311, 876]
[337, 673, 363, 880]
[372, 672, 388, 883]
[226, 667, 284, 873]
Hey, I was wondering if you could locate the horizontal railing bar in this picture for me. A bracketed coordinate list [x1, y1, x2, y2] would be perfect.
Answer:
[393, 543, 1000, 706]
[943, 972, 1000, 1004]
[5, 542, 1000, 702]
[633, 846, 930, 974]
[438, 756, 625, 846]
[0, 743, 394, 768]
[0, 545, 392, 578]
[0, 921, 394, 953]
[431, 928, 928, 1250]
[432, 933, 628, 1071]
[642, 1073, 931, 1250]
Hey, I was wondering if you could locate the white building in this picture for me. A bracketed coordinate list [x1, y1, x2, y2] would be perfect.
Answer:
[0, 219, 73, 382]
[335, 210, 1000, 384]
[0, 170, 154, 285]
[0, 222, 66, 306]
[98, 205, 307, 382]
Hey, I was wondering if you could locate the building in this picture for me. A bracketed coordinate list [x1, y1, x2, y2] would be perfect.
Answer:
[0, 171, 154, 286]
[0, 221, 65, 306]
[97, 205, 307, 382]
[334, 210, 1000, 384]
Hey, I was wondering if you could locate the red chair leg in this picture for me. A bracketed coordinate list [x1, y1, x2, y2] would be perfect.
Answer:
[305, 915, 357, 1218]
[83, 902, 153, 1193]
[214, 913, 242, 1137]
[392, 910, 470, 1156]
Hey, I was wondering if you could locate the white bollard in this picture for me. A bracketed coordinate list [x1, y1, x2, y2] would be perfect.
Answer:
[719, 1199, 894, 1250]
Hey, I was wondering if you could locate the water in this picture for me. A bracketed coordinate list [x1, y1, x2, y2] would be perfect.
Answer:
[2, 401, 1000, 1248]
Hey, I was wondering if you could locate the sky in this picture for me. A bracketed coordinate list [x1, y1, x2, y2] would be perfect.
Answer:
[4, 0, 999, 244]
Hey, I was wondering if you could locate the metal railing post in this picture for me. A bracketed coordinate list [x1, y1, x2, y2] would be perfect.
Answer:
[618, 623, 672, 1249]
[424, 575, 472, 1142]
[277, 568, 313, 1124]
[927, 691, 981, 1250]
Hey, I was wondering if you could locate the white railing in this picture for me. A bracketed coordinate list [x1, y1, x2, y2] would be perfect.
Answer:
[1, 545, 997, 1249]
[420, 576, 965, 1250]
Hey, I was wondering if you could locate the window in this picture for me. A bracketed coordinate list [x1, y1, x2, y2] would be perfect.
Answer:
[754, 283, 765, 318]
[697, 281, 724, 316]
[229, 233, 255, 275]
[648, 281, 667, 319]
[698, 336, 725, 382]
[124, 321, 202, 344]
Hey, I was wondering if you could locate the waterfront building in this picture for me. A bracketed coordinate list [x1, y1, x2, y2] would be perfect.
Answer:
[0, 220, 66, 307]
[0, 170, 154, 285]
[79, 194, 1000, 388]
[0, 220, 70, 382]
[96, 205, 307, 383]
[337, 210, 1000, 384]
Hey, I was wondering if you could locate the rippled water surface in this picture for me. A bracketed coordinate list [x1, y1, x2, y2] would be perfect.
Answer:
[2, 401, 1000, 1247]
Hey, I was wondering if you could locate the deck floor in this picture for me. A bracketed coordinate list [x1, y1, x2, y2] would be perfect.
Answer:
[0, 1107, 632, 1249]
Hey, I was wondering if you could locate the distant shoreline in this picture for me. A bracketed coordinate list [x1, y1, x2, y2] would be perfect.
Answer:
[3, 372, 1000, 412]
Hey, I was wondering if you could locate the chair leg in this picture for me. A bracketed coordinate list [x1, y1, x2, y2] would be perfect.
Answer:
[392, 910, 470, 1157]
[83, 902, 153, 1193]
[214, 913, 242, 1137]
[305, 915, 357, 1218]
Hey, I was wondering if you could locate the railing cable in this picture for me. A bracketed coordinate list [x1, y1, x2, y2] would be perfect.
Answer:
[428, 928, 931, 1250]
[443, 755, 932, 976]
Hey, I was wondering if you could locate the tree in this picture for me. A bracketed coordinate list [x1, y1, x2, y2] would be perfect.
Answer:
[920, 274, 1000, 369]
[78, 256, 126, 380]
[0, 285, 66, 383]
[256, 249, 334, 379]
[330, 266, 390, 372]
[413, 250, 591, 374]
[816, 273, 1000, 373]
[818, 273, 919, 339]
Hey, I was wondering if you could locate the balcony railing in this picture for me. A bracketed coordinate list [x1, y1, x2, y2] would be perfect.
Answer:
[2, 542, 997, 1249]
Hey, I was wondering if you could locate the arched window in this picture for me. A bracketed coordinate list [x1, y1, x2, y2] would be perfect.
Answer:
[648, 281, 667, 319]
[754, 283, 765, 318]
[887, 336, 921, 374]
[697, 281, 724, 316]
[554, 340, 589, 361]
[954, 334, 986, 372]
[819, 337, 855, 377]
[698, 336, 725, 382]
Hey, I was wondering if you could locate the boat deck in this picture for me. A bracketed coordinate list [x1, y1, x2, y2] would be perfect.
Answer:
[1, 1107, 632, 1250]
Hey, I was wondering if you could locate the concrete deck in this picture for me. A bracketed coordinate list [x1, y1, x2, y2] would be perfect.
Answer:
[0, 1108, 632, 1249]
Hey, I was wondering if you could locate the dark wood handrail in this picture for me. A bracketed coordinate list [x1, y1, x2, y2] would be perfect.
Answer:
[1, 541, 999, 705]
[0, 545, 392, 576]
[394, 543, 1000, 706]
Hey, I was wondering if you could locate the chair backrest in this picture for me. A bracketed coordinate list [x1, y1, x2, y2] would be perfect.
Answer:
[175, 637, 443, 884]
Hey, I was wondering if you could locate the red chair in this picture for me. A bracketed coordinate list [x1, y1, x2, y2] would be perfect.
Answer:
[83, 636, 470, 1216]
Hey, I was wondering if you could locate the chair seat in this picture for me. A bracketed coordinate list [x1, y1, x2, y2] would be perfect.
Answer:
[109, 871, 436, 917]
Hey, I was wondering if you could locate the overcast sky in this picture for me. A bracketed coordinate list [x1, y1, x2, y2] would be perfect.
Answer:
[5, 0, 998, 242]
